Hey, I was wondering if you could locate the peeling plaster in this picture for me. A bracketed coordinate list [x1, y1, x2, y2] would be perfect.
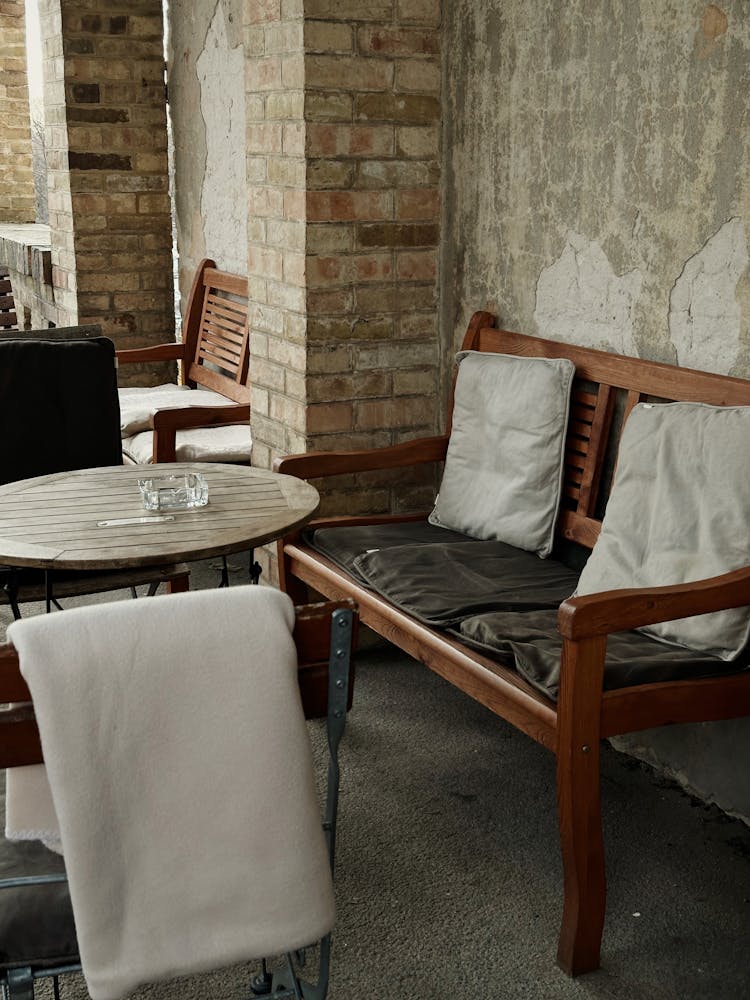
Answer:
[196, 3, 247, 275]
[533, 232, 643, 355]
[441, 2, 750, 822]
[668, 217, 748, 374]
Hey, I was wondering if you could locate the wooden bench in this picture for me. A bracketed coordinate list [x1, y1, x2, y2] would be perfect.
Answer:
[275, 310, 750, 976]
[116, 259, 251, 464]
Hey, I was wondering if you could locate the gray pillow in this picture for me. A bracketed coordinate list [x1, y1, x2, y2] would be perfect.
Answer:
[576, 402, 750, 660]
[429, 351, 575, 557]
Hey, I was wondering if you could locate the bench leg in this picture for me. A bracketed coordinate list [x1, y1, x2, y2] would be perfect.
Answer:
[276, 537, 310, 604]
[555, 635, 607, 976]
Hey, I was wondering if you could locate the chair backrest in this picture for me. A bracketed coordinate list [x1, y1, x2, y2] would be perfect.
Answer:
[0, 599, 357, 769]
[0, 337, 122, 487]
[0, 324, 103, 342]
[181, 260, 250, 404]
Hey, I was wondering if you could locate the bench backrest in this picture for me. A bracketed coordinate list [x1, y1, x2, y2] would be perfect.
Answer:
[460, 312, 750, 552]
[181, 259, 250, 404]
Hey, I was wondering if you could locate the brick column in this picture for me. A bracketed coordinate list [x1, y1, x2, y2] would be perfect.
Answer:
[244, 0, 309, 471]
[39, 1, 173, 350]
[39, 0, 77, 322]
[304, 0, 441, 516]
[246, 0, 441, 503]
[0, 1, 36, 223]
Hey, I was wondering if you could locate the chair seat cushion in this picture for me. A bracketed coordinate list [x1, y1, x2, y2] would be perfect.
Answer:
[0, 776, 77, 970]
[118, 383, 237, 436]
[122, 425, 252, 464]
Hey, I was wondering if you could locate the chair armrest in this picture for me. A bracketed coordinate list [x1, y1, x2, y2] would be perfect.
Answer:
[150, 403, 251, 432]
[149, 404, 251, 463]
[117, 343, 187, 365]
[273, 435, 449, 479]
[557, 565, 750, 640]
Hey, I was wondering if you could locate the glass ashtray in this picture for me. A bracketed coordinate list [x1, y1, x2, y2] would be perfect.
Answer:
[138, 473, 209, 511]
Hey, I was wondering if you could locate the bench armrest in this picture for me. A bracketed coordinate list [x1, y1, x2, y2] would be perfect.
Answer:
[558, 565, 750, 640]
[117, 343, 187, 365]
[274, 435, 449, 479]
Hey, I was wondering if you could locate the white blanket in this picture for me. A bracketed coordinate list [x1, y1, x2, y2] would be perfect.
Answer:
[7, 586, 335, 1000]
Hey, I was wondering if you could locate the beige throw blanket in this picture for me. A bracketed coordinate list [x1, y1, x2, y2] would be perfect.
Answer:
[7, 586, 335, 1000]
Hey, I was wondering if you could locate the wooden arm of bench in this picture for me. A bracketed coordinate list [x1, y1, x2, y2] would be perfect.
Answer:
[274, 435, 449, 479]
[149, 404, 251, 463]
[116, 343, 187, 365]
[558, 565, 750, 640]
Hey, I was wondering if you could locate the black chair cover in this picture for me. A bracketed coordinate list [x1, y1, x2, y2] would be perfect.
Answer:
[0, 338, 123, 487]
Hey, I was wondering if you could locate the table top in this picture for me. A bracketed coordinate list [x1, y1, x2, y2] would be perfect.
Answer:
[0, 463, 320, 571]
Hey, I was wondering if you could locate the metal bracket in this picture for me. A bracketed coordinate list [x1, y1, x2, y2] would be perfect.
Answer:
[5, 967, 33, 1000]
[248, 605, 354, 1000]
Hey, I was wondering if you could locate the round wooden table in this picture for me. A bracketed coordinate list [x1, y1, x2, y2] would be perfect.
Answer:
[0, 463, 320, 571]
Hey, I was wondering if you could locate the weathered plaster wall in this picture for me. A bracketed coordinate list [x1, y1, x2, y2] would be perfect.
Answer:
[442, 1, 750, 369]
[442, 2, 750, 822]
[168, 0, 246, 301]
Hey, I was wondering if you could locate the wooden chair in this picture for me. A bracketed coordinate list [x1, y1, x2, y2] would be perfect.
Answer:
[0, 335, 189, 618]
[0, 269, 17, 332]
[116, 259, 251, 465]
[0, 598, 357, 1000]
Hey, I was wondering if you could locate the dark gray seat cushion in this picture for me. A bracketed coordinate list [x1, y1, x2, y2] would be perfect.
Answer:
[351, 540, 579, 627]
[0, 776, 77, 970]
[458, 610, 750, 701]
[308, 523, 750, 699]
[308, 521, 473, 584]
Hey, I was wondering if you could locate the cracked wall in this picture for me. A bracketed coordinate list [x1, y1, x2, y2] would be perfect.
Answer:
[669, 216, 748, 374]
[168, 0, 246, 300]
[442, 1, 750, 372]
[442, 1, 750, 821]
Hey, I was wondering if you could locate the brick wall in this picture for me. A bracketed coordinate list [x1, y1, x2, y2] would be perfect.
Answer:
[39, 0, 174, 357]
[303, 0, 442, 516]
[0, 0, 36, 223]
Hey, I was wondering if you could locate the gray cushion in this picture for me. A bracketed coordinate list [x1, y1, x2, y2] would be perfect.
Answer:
[576, 402, 750, 660]
[457, 609, 748, 701]
[118, 383, 236, 436]
[351, 540, 579, 627]
[429, 351, 575, 557]
[308, 521, 472, 584]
